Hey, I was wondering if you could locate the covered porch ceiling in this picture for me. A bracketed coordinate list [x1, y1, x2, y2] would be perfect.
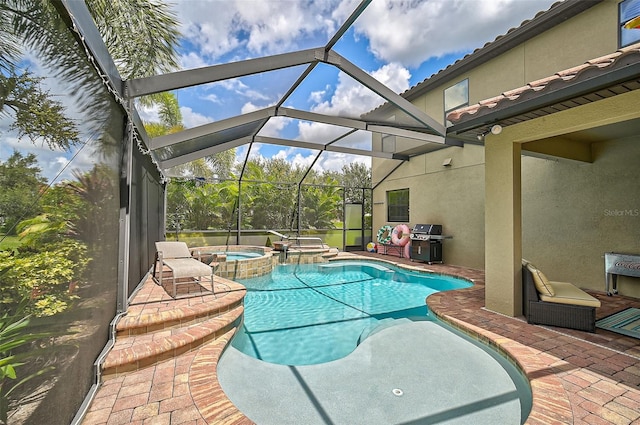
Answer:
[123, 0, 459, 177]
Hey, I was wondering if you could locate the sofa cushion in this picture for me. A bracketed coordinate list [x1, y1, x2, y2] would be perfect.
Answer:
[539, 281, 601, 308]
[527, 264, 555, 296]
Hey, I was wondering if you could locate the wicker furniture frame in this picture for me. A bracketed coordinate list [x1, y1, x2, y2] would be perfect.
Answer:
[522, 266, 596, 332]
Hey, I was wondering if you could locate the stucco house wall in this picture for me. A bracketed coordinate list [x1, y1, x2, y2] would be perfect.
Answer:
[522, 136, 640, 297]
[372, 0, 640, 296]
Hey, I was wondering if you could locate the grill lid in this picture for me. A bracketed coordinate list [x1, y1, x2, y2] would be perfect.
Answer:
[412, 224, 442, 235]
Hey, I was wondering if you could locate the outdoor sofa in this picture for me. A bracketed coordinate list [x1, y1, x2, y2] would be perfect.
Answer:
[522, 260, 601, 332]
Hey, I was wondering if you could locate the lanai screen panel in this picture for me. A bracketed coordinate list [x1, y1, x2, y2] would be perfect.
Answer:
[0, 2, 125, 422]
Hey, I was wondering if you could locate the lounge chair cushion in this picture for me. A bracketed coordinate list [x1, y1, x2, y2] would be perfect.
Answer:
[539, 281, 601, 308]
[526, 264, 555, 296]
[162, 258, 213, 279]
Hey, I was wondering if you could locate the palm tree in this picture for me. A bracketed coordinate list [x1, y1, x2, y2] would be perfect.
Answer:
[0, 0, 180, 151]
[85, 0, 179, 80]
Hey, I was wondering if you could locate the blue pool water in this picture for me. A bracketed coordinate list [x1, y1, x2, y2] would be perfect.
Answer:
[213, 251, 262, 261]
[234, 261, 472, 365]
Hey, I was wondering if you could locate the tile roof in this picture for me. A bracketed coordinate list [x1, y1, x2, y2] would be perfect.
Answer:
[446, 42, 640, 127]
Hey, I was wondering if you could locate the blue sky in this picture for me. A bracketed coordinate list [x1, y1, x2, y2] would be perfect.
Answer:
[1, 0, 560, 182]
[146, 0, 561, 176]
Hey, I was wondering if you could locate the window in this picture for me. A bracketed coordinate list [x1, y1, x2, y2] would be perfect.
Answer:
[619, 0, 640, 48]
[444, 79, 469, 126]
[382, 134, 396, 153]
[387, 189, 409, 222]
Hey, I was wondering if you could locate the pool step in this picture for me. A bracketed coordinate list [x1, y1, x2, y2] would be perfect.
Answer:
[322, 248, 340, 259]
[115, 288, 245, 337]
[102, 305, 244, 378]
[357, 318, 414, 345]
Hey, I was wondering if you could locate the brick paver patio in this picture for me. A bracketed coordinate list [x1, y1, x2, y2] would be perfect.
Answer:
[82, 251, 640, 425]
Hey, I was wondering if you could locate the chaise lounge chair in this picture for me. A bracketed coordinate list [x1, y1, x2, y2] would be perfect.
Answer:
[522, 260, 601, 332]
[153, 241, 215, 298]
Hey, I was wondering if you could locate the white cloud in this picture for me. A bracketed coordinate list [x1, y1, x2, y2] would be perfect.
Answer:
[198, 78, 271, 104]
[240, 2, 307, 54]
[311, 63, 410, 118]
[355, 0, 559, 67]
[289, 151, 318, 170]
[318, 152, 370, 172]
[214, 78, 249, 93]
[240, 102, 262, 115]
[176, 0, 349, 62]
[298, 121, 347, 143]
[242, 89, 271, 102]
[309, 87, 328, 104]
[294, 62, 410, 156]
[181, 106, 213, 128]
[165, 0, 559, 173]
[245, 144, 267, 162]
[177, 3, 242, 60]
[203, 93, 221, 104]
[242, 102, 287, 137]
[136, 103, 161, 123]
[0, 129, 102, 183]
[179, 51, 210, 70]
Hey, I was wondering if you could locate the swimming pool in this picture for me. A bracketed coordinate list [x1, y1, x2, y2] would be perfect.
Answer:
[233, 260, 472, 365]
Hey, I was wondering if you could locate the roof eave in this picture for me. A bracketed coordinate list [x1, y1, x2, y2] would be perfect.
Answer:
[446, 58, 640, 136]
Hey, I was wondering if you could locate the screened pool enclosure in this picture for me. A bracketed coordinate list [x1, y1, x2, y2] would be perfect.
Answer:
[0, 1, 453, 423]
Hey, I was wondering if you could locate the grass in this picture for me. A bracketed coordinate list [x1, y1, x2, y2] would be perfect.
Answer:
[0, 234, 22, 253]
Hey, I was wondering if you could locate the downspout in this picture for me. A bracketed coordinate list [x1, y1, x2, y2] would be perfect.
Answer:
[70, 310, 127, 425]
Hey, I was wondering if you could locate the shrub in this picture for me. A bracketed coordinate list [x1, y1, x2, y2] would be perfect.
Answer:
[0, 240, 88, 317]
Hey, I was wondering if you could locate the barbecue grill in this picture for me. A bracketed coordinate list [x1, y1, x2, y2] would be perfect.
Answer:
[410, 224, 448, 264]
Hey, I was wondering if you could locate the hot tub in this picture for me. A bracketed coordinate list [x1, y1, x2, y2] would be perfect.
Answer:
[190, 245, 276, 280]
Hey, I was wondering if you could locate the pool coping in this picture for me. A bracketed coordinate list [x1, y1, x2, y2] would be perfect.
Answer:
[326, 255, 573, 422]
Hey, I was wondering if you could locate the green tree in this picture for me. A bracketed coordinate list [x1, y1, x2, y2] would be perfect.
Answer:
[85, 0, 180, 80]
[0, 151, 46, 235]
[300, 178, 342, 230]
[1, 1, 91, 151]
[64, 165, 118, 250]
[206, 149, 236, 180]
[146, 91, 239, 230]
[0, 169, 91, 317]
[340, 162, 371, 191]
[1, 0, 181, 152]
[143, 92, 184, 137]
[333, 161, 372, 220]
[0, 70, 80, 150]
[0, 239, 87, 317]
[242, 158, 299, 230]
[0, 303, 56, 425]
[144, 91, 236, 180]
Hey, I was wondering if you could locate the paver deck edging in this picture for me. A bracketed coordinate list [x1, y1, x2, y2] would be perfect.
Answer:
[427, 285, 574, 424]
[190, 328, 255, 425]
